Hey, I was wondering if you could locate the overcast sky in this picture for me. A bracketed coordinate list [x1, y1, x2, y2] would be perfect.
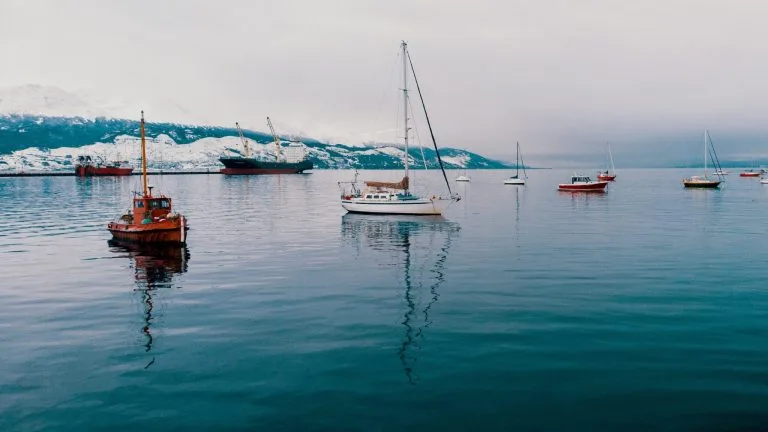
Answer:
[2, 0, 768, 166]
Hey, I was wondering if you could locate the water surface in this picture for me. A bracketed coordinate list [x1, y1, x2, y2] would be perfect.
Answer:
[3, 169, 768, 431]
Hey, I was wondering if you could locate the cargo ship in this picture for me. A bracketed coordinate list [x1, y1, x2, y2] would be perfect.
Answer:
[219, 117, 313, 175]
[75, 155, 133, 177]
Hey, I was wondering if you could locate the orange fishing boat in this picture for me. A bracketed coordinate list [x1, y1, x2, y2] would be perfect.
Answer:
[107, 111, 189, 245]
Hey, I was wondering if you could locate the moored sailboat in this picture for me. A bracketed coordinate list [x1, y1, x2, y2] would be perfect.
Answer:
[503, 142, 527, 185]
[107, 111, 189, 244]
[597, 143, 617, 181]
[339, 41, 460, 215]
[683, 129, 722, 188]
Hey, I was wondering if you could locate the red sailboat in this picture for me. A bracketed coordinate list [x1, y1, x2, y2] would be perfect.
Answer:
[107, 111, 189, 245]
[596, 142, 617, 181]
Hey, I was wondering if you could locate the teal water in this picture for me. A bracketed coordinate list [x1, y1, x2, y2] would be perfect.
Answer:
[3, 169, 768, 431]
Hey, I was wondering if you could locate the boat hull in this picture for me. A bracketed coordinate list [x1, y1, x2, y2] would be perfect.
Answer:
[107, 218, 188, 245]
[341, 198, 452, 215]
[75, 166, 133, 177]
[219, 157, 313, 175]
[455, 176, 470, 182]
[557, 182, 608, 191]
[683, 180, 721, 188]
[740, 172, 761, 177]
[504, 178, 525, 185]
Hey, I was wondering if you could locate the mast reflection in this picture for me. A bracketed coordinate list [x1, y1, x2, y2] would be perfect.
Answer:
[341, 214, 459, 384]
[108, 239, 189, 369]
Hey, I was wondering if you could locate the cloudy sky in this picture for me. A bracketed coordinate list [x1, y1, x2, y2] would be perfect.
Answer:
[2, 0, 768, 166]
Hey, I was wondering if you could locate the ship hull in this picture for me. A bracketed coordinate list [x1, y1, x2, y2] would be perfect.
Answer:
[219, 157, 313, 175]
[75, 166, 134, 177]
[107, 218, 188, 245]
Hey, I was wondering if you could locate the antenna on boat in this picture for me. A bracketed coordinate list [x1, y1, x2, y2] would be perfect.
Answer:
[235, 122, 250, 158]
[141, 110, 148, 197]
[267, 117, 281, 163]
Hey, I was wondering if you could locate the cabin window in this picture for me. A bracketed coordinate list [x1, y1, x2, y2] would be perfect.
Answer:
[373, 195, 380, 199]
[135, 201, 144, 208]
[365, 195, 372, 199]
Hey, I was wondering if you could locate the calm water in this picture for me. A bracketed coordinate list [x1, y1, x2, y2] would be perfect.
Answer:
[3, 169, 768, 431]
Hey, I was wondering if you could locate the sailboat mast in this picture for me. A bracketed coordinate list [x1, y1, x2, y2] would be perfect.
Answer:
[516, 142, 520, 177]
[704, 129, 708, 176]
[140, 110, 148, 197]
[608, 142, 615, 174]
[402, 40, 409, 187]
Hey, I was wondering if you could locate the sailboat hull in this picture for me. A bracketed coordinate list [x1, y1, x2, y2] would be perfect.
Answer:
[341, 198, 452, 215]
[683, 180, 720, 188]
[504, 178, 525, 185]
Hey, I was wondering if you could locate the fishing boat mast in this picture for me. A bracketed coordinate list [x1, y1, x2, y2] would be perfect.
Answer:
[235, 122, 250, 158]
[141, 110, 148, 197]
[401, 40, 410, 192]
[267, 116, 281, 163]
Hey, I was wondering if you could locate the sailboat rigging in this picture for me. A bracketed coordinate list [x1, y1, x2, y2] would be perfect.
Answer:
[683, 129, 723, 188]
[597, 143, 617, 181]
[504, 142, 527, 185]
[338, 41, 460, 215]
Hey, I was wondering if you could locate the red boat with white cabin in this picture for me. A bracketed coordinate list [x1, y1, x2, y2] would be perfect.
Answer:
[558, 175, 609, 192]
[739, 169, 761, 177]
[107, 111, 189, 245]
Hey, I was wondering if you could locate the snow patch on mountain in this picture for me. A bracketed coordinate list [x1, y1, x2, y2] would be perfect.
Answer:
[442, 154, 470, 167]
[0, 135, 309, 172]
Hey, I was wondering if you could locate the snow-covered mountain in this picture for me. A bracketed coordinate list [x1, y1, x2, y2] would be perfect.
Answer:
[0, 85, 510, 171]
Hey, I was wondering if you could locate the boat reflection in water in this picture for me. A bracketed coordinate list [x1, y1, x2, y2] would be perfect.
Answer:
[107, 239, 190, 369]
[341, 214, 460, 384]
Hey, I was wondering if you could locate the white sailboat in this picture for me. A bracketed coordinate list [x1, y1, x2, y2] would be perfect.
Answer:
[339, 41, 460, 215]
[455, 168, 470, 182]
[504, 142, 527, 185]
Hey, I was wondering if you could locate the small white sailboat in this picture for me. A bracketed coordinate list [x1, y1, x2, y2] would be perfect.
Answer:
[338, 41, 460, 216]
[455, 169, 470, 182]
[504, 142, 527, 185]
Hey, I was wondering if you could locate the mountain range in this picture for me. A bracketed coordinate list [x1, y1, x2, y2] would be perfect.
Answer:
[0, 85, 511, 172]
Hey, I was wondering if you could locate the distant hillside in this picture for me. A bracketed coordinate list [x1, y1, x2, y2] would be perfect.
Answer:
[0, 114, 510, 171]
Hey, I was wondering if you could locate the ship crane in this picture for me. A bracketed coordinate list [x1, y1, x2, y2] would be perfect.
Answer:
[235, 122, 250, 158]
[266, 116, 281, 162]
